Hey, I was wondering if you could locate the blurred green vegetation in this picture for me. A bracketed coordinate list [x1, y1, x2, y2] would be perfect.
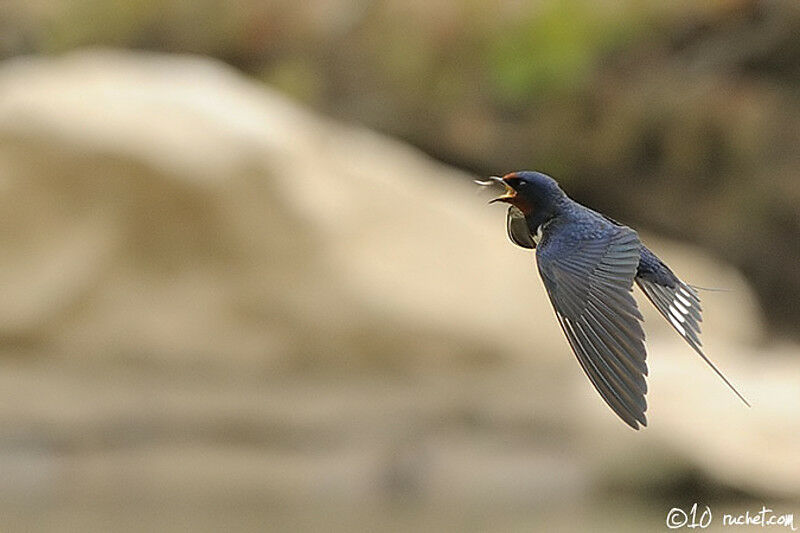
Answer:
[487, 1, 648, 103]
[2, 0, 799, 335]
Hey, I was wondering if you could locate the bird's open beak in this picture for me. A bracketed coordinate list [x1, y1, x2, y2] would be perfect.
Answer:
[474, 176, 516, 204]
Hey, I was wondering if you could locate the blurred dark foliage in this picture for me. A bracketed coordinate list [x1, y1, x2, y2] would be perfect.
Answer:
[1, 0, 798, 335]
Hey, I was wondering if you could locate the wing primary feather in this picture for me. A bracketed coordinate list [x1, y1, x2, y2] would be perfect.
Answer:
[573, 319, 647, 412]
[580, 309, 648, 381]
[559, 315, 643, 429]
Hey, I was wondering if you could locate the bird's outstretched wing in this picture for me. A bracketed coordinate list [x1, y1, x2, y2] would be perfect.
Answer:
[506, 206, 535, 249]
[537, 223, 649, 429]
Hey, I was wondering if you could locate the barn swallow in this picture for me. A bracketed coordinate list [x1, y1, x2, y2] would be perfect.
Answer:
[477, 171, 749, 429]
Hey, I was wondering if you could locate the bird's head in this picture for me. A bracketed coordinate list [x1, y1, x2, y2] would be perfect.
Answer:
[476, 171, 564, 215]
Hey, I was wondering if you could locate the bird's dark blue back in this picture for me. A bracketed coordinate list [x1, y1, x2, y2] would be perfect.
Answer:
[536, 200, 625, 258]
[559, 201, 681, 289]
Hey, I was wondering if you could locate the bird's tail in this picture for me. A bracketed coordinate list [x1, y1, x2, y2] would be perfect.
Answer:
[689, 284, 733, 293]
[636, 278, 751, 407]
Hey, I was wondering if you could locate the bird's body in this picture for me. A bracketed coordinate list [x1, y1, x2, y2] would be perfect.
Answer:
[481, 171, 748, 429]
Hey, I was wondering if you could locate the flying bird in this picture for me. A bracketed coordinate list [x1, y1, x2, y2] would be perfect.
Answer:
[477, 171, 749, 429]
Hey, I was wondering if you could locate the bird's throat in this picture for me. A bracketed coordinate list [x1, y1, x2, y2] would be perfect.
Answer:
[507, 195, 534, 215]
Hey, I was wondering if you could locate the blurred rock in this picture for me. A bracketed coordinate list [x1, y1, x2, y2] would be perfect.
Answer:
[0, 51, 797, 529]
[0, 50, 567, 370]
